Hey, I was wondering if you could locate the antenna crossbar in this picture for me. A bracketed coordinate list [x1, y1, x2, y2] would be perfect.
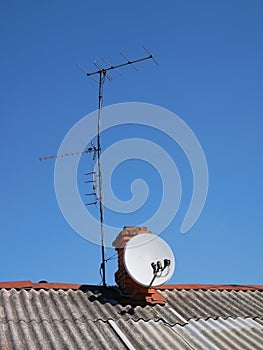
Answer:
[86, 54, 155, 77]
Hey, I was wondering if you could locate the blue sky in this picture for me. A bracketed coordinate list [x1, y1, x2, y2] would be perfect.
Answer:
[1, 0, 263, 286]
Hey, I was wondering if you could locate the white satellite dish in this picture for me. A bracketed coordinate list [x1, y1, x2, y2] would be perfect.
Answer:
[124, 234, 175, 287]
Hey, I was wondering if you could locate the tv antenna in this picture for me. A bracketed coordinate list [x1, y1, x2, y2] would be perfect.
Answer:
[77, 47, 158, 287]
[40, 47, 158, 287]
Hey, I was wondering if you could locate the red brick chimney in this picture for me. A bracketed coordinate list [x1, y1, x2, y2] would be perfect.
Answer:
[112, 226, 165, 304]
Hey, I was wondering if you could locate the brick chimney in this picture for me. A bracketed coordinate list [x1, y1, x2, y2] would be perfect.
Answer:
[112, 226, 165, 305]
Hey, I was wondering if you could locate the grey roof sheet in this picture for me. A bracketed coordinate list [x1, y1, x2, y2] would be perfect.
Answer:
[161, 289, 263, 321]
[1, 286, 263, 349]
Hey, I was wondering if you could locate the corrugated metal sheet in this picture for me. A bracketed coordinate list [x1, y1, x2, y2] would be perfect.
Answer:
[0, 286, 263, 349]
[3, 319, 126, 350]
[174, 317, 263, 350]
[114, 319, 193, 350]
[161, 289, 263, 321]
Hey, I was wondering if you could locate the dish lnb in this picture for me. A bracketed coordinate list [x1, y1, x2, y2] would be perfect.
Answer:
[124, 234, 175, 287]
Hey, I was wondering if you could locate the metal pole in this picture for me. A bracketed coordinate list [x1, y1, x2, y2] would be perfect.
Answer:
[76, 49, 158, 287]
[97, 70, 106, 287]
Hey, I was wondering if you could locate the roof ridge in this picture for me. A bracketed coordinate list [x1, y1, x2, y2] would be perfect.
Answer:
[1, 281, 263, 291]
[157, 284, 263, 291]
[0, 281, 81, 291]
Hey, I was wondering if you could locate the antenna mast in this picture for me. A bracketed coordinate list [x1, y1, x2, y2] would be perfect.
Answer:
[79, 48, 158, 287]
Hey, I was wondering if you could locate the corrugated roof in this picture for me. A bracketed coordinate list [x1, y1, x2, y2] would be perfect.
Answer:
[0, 283, 263, 349]
[174, 317, 263, 350]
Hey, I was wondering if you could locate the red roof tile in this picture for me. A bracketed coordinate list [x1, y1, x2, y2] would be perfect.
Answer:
[0, 280, 81, 290]
[0, 280, 262, 291]
[157, 284, 263, 291]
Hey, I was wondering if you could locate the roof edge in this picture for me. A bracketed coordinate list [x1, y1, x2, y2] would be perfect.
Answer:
[0, 280, 81, 290]
[0, 281, 263, 291]
[156, 284, 263, 291]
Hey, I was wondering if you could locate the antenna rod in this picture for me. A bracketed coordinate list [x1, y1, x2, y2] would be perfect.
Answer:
[80, 49, 158, 287]
[97, 70, 106, 287]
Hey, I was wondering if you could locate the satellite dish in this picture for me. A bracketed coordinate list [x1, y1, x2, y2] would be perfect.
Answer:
[124, 234, 175, 287]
